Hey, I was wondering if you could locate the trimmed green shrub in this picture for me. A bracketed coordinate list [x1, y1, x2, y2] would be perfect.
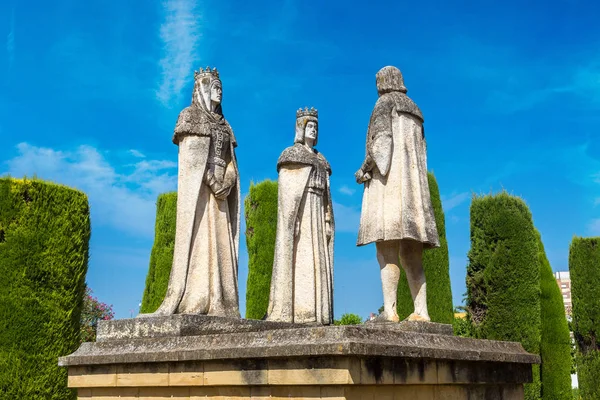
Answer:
[538, 231, 572, 400]
[334, 313, 363, 325]
[569, 237, 600, 399]
[0, 178, 90, 399]
[396, 172, 453, 324]
[140, 192, 177, 314]
[465, 192, 541, 400]
[244, 180, 278, 319]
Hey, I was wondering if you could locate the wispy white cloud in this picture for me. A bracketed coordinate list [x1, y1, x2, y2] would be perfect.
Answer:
[3, 143, 177, 238]
[588, 219, 600, 235]
[559, 61, 600, 106]
[156, 0, 202, 106]
[442, 192, 470, 212]
[332, 201, 361, 233]
[339, 185, 355, 196]
[438, 35, 600, 113]
[6, 7, 15, 69]
[129, 149, 145, 158]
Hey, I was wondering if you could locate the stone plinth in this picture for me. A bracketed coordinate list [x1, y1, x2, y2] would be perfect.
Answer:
[60, 315, 539, 399]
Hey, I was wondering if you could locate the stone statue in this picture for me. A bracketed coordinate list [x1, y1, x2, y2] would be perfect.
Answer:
[265, 107, 334, 325]
[141, 67, 241, 318]
[355, 66, 439, 322]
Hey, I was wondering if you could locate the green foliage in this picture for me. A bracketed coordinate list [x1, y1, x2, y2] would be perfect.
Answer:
[396, 172, 453, 324]
[334, 313, 363, 325]
[538, 232, 572, 400]
[465, 192, 541, 400]
[0, 178, 90, 399]
[452, 307, 473, 337]
[244, 180, 278, 319]
[576, 352, 600, 400]
[140, 192, 177, 313]
[569, 237, 600, 399]
[452, 315, 473, 337]
[80, 286, 115, 343]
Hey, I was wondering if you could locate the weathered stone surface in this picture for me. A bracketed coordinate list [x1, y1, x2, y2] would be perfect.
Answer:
[97, 315, 298, 341]
[365, 320, 453, 336]
[72, 385, 525, 399]
[67, 357, 534, 388]
[266, 107, 335, 325]
[60, 322, 539, 367]
[355, 66, 440, 323]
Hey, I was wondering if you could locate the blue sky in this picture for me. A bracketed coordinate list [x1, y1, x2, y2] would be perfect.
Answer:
[1, 0, 599, 320]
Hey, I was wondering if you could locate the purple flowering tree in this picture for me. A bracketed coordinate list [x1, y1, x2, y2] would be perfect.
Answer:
[80, 285, 115, 343]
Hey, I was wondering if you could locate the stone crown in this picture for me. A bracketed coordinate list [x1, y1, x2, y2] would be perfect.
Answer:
[194, 66, 220, 80]
[296, 107, 318, 119]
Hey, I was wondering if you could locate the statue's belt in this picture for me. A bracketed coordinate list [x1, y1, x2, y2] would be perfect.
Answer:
[208, 157, 227, 168]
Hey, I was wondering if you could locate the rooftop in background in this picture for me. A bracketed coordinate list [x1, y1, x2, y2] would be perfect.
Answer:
[554, 271, 572, 318]
[554, 271, 570, 280]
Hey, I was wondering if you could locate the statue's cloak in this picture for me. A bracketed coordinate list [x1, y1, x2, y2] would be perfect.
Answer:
[266, 144, 334, 323]
[357, 91, 439, 248]
[152, 104, 241, 316]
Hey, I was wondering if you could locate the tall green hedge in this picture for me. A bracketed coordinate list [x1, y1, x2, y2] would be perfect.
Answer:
[244, 180, 278, 319]
[396, 172, 453, 324]
[0, 178, 90, 399]
[569, 237, 600, 399]
[466, 192, 541, 400]
[140, 192, 177, 314]
[538, 231, 572, 400]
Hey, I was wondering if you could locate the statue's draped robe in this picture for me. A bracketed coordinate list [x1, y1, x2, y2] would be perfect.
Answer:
[357, 91, 439, 248]
[150, 103, 241, 317]
[266, 144, 334, 324]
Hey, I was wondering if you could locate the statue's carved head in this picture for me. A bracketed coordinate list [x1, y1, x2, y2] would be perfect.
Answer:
[192, 67, 222, 113]
[376, 66, 407, 96]
[295, 107, 319, 146]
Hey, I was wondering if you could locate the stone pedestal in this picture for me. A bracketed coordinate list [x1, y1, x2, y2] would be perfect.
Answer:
[59, 315, 539, 399]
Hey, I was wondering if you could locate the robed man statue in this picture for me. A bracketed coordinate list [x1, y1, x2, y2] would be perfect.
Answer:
[355, 66, 439, 322]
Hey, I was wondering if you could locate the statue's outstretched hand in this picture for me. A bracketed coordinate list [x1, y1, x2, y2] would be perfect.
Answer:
[355, 168, 372, 184]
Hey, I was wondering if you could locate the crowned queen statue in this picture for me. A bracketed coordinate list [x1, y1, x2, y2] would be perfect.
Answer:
[141, 67, 241, 318]
[265, 107, 335, 325]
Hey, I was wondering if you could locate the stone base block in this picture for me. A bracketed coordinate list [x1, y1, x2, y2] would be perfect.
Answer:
[61, 316, 539, 400]
[74, 384, 524, 399]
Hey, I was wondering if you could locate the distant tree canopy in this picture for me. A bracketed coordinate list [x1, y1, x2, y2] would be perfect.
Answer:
[140, 192, 177, 314]
[569, 237, 600, 399]
[466, 192, 541, 400]
[244, 180, 278, 319]
[396, 172, 453, 324]
[0, 178, 90, 399]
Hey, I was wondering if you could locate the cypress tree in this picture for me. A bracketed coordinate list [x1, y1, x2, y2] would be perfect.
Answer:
[396, 172, 453, 324]
[244, 180, 278, 319]
[537, 231, 572, 400]
[465, 192, 541, 400]
[0, 178, 90, 399]
[569, 237, 600, 399]
[140, 192, 177, 314]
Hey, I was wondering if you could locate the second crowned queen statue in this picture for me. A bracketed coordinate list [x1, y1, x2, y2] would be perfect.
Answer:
[265, 107, 335, 325]
[141, 67, 241, 318]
